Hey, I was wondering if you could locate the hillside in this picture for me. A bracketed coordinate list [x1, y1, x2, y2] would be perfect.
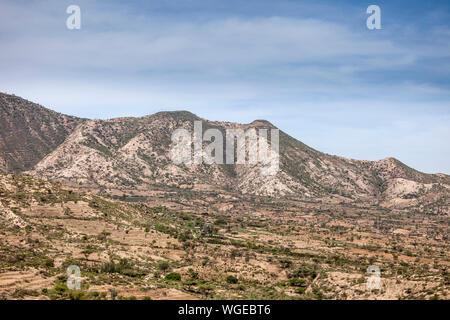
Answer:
[0, 93, 84, 172]
[0, 173, 448, 300]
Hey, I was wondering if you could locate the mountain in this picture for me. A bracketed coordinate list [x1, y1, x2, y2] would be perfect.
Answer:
[1, 172, 448, 300]
[0, 93, 448, 210]
[0, 93, 84, 172]
[1, 94, 448, 301]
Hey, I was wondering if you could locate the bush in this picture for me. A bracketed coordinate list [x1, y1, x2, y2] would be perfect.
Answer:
[165, 272, 181, 281]
[295, 287, 306, 294]
[100, 259, 142, 277]
[109, 288, 118, 300]
[52, 283, 68, 295]
[198, 284, 214, 296]
[68, 290, 86, 300]
[43, 257, 54, 268]
[157, 260, 170, 273]
[289, 267, 317, 279]
[289, 278, 307, 287]
[279, 259, 293, 269]
[226, 275, 238, 284]
[214, 218, 227, 226]
[188, 268, 198, 279]
[49, 283, 88, 300]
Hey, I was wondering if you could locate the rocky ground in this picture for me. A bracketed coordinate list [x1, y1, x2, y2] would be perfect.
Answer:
[0, 173, 448, 300]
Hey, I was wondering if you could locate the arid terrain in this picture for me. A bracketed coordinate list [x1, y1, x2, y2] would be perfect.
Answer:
[0, 92, 448, 300]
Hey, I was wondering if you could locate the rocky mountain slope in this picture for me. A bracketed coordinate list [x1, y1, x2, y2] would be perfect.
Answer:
[1, 93, 448, 207]
[0, 93, 84, 172]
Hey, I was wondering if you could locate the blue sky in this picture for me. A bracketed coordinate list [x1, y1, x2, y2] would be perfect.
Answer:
[1, 0, 449, 174]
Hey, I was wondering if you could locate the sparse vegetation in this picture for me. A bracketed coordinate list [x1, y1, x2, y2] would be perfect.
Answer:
[0, 96, 448, 300]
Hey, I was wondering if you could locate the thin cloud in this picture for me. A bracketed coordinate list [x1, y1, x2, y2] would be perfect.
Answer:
[0, 0, 449, 173]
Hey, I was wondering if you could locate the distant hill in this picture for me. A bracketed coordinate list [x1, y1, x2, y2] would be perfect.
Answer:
[0, 93, 448, 209]
[0, 93, 84, 172]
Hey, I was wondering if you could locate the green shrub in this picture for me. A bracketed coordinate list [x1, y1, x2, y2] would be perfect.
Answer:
[279, 259, 293, 269]
[157, 260, 170, 273]
[68, 290, 86, 300]
[214, 218, 227, 226]
[289, 278, 307, 287]
[188, 268, 198, 279]
[289, 267, 317, 279]
[198, 284, 214, 296]
[43, 257, 54, 268]
[295, 287, 306, 294]
[100, 259, 143, 277]
[165, 272, 181, 281]
[226, 275, 238, 284]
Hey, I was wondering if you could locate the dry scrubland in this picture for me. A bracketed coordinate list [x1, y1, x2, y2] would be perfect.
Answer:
[0, 173, 448, 300]
[0, 93, 449, 300]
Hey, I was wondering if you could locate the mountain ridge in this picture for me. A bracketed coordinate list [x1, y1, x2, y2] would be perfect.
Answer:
[1, 92, 448, 210]
[0, 92, 85, 172]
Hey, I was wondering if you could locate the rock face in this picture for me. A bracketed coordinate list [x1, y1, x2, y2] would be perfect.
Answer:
[0, 93, 449, 206]
[0, 93, 84, 172]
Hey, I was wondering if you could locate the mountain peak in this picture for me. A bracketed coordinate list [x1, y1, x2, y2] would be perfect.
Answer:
[249, 119, 276, 128]
[152, 110, 201, 121]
